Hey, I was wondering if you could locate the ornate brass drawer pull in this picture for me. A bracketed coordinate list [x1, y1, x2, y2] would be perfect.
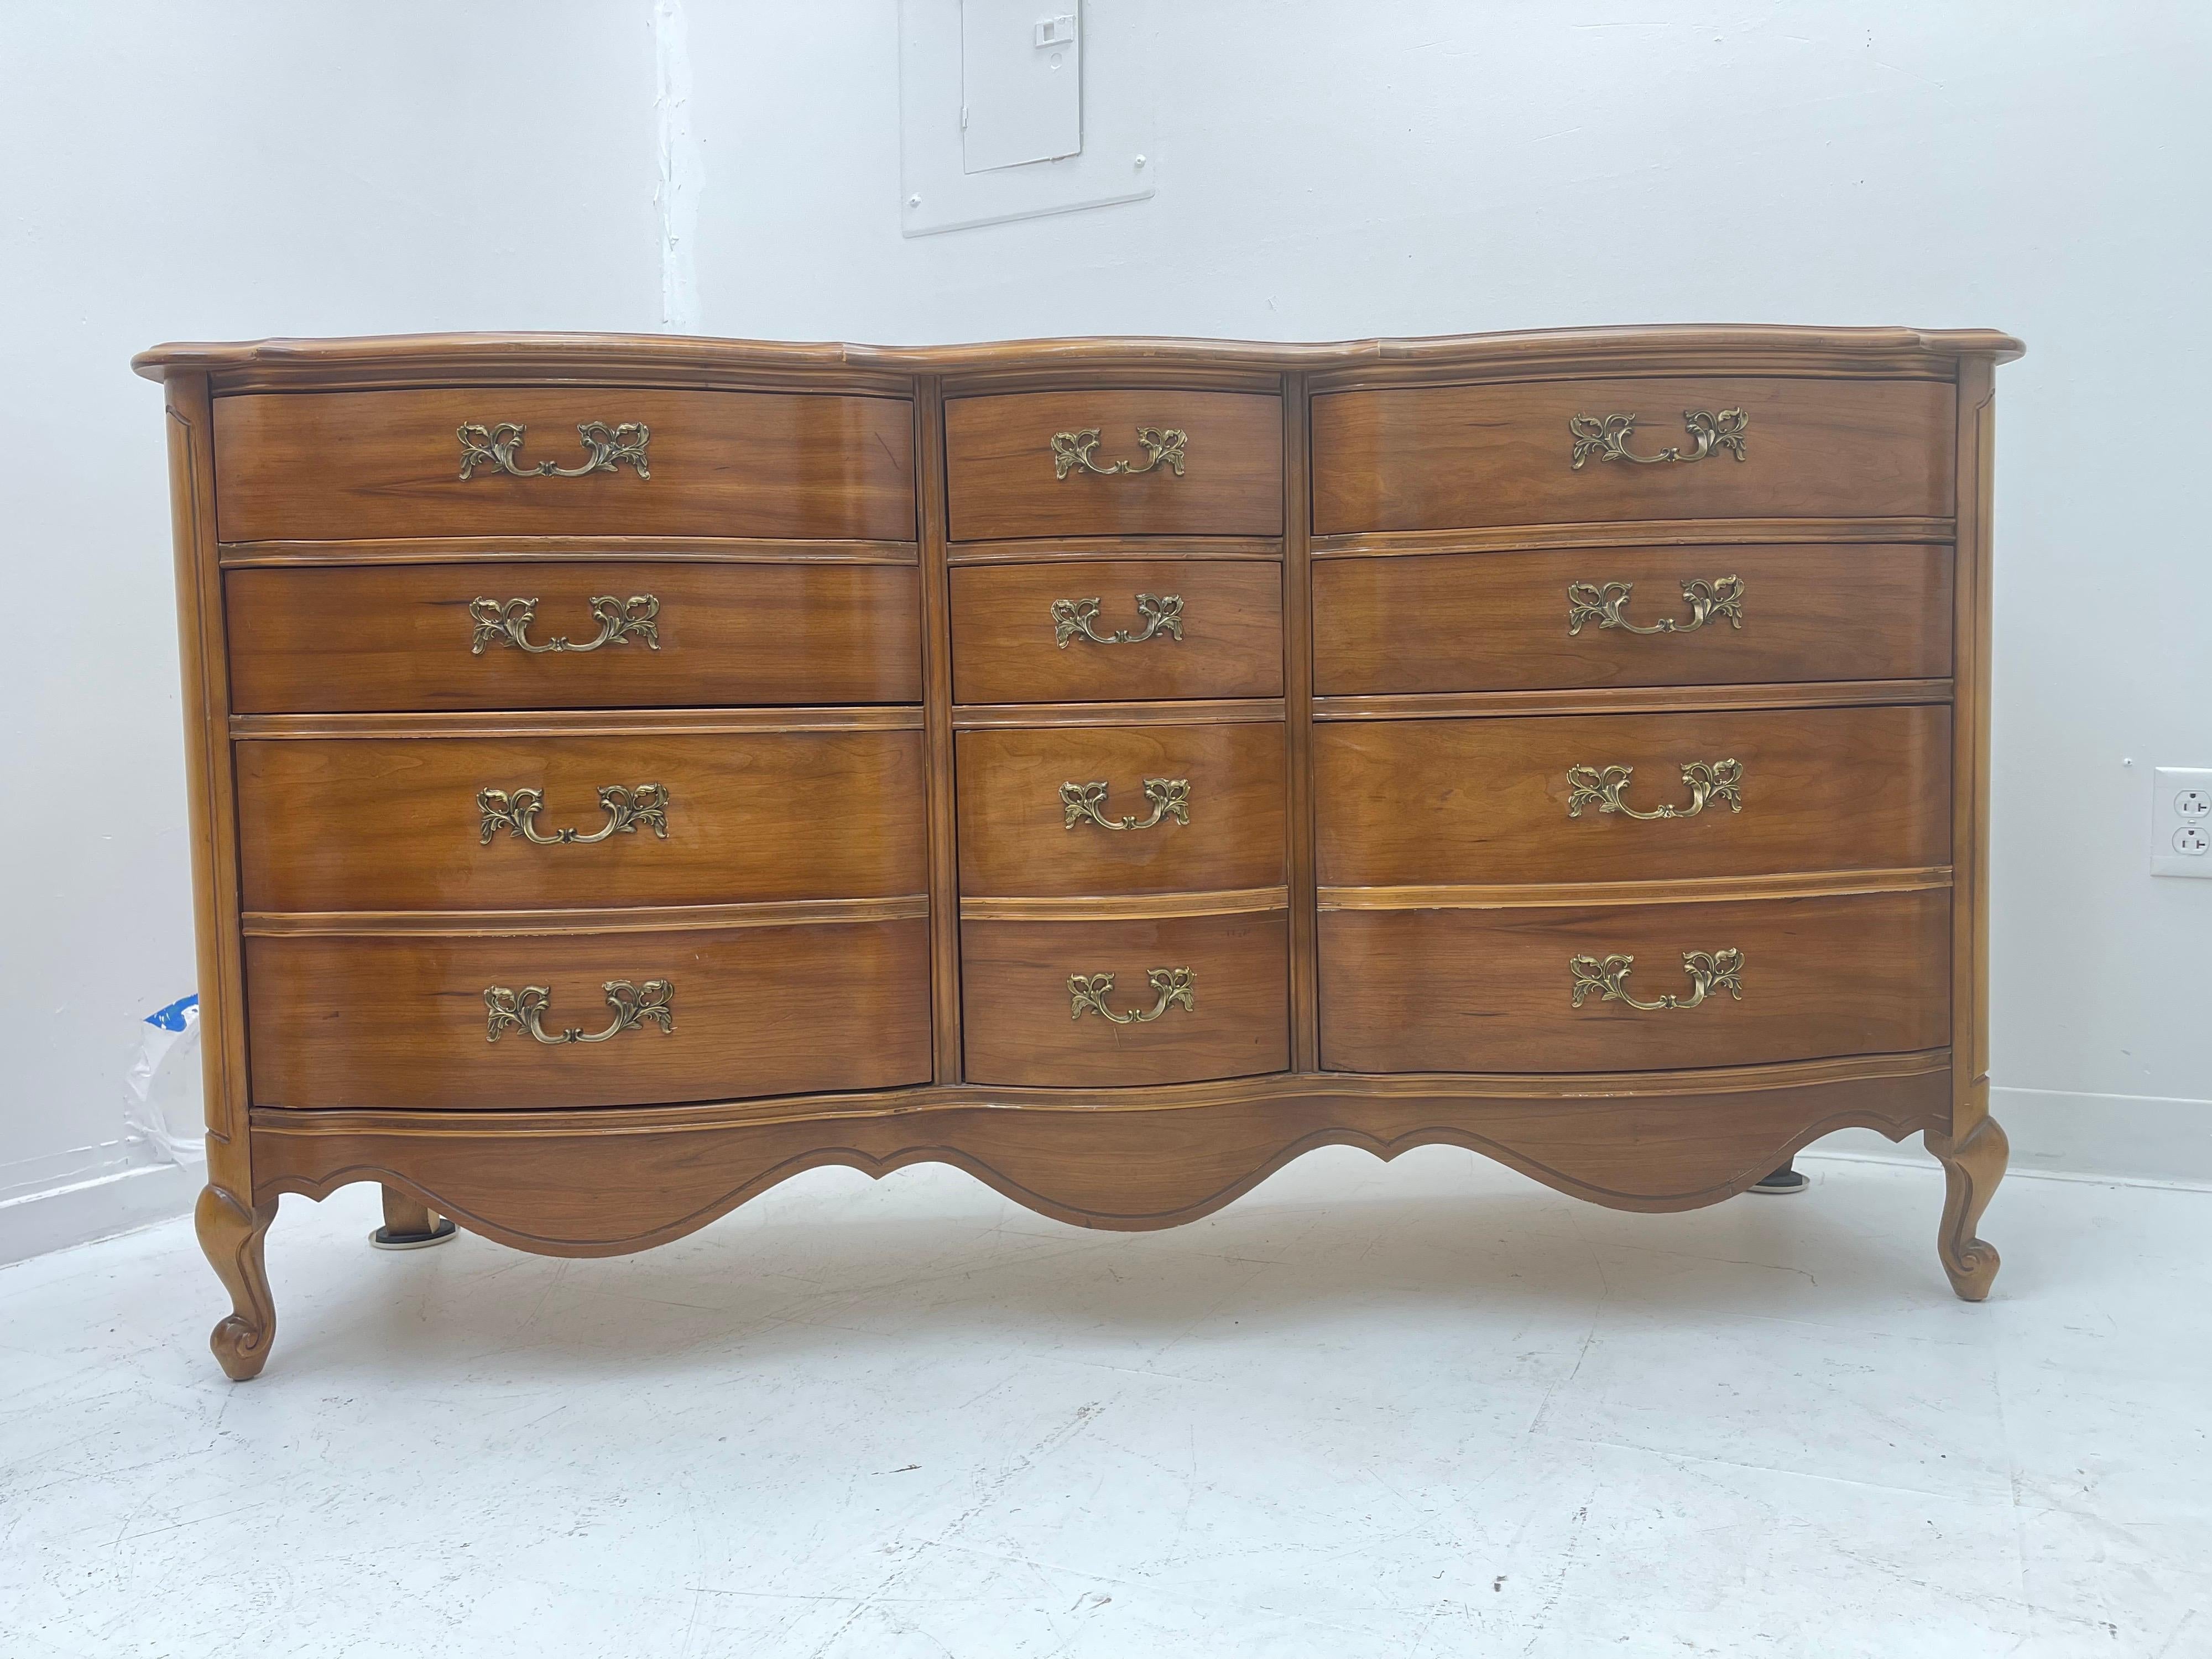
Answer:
[1052, 593, 1183, 649]
[1566, 576, 1744, 636]
[1569, 950, 1743, 1011]
[478, 783, 670, 846]
[1068, 967, 1197, 1025]
[1566, 760, 1742, 821]
[1061, 778, 1190, 832]
[457, 420, 651, 480]
[469, 594, 661, 655]
[1051, 426, 1188, 479]
[1568, 408, 1747, 469]
[484, 979, 675, 1045]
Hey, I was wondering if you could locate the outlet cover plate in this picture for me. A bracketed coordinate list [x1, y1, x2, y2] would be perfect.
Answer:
[2151, 766, 2212, 877]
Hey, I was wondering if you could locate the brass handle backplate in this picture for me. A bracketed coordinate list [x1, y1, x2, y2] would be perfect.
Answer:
[1569, 950, 1743, 1011]
[1566, 761, 1741, 821]
[458, 421, 650, 479]
[1068, 967, 1196, 1024]
[469, 595, 660, 655]
[1567, 576, 1744, 636]
[478, 784, 670, 846]
[1569, 409, 1747, 469]
[1051, 426, 1187, 479]
[1062, 778, 1190, 832]
[484, 979, 675, 1045]
[1052, 593, 1183, 649]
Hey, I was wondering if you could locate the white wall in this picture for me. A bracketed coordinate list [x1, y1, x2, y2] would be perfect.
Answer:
[6, 2, 2207, 1257]
[0, 3, 663, 1257]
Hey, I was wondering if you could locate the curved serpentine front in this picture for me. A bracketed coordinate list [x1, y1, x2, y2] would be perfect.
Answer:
[137, 325, 2021, 1377]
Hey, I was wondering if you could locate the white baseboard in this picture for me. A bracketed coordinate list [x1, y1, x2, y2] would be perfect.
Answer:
[0, 1162, 201, 1266]
[1809, 1084, 2212, 1188]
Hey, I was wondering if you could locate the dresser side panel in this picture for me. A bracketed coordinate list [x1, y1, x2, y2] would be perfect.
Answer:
[1951, 357, 1999, 1134]
[165, 372, 253, 1196]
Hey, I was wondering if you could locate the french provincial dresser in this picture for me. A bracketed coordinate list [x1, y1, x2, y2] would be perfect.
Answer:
[135, 325, 2021, 1379]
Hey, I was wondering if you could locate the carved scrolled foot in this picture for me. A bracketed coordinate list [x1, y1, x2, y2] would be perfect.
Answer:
[195, 1184, 279, 1380]
[1926, 1115, 2008, 1302]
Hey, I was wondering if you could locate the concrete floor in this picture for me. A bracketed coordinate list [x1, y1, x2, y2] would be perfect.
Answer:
[1, 1147, 2206, 1658]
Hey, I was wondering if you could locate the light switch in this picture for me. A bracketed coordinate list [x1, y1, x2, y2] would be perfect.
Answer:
[961, 0, 1082, 174]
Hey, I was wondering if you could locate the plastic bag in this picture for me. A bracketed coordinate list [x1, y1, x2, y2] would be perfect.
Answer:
[126, 993, 205, 1165]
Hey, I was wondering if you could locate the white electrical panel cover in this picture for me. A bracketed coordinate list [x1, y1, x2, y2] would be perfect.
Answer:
[901, 0, 1154, 236]
[962, 0, 1081, 173]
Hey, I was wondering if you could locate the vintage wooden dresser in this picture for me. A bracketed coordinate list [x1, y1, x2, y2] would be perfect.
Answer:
[136, 326, 2021, 1379]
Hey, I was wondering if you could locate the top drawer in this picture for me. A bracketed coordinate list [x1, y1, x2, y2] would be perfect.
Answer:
[946, 391, 1282, 541]
[212, 388, 916, 544]
[1311, 377, 1954, 535]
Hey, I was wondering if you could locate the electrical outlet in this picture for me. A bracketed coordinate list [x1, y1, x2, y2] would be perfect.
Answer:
[2152, 766, 2212, 877]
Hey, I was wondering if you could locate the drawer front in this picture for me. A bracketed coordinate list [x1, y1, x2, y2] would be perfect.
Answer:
[1313, 545, 1953, 696]
[950, 559, 1282, 705]
[1312, 378, 1954, 535]
[958, 723, 1286, 898]
[246, 919, 933, 1110]
[226, 562, 921, 713]
[237, 730, 928, 914]
[1316, 705, 1950, 889]
[1319, 889, 1949, 1074]
[962, 911, 1290, 1087]
[213, 388, 915, 543]
[946, 391, 1283, 541]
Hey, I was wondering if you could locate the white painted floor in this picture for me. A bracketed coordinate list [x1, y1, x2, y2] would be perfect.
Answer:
[2, 1149, 2207, 1658]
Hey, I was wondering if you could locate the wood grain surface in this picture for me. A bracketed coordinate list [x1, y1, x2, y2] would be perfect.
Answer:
[946, 390, 1284, 540]
[1315, 703, 1950, 888]
[226, 561, 921, 713]
[236, 729, 927, 912]
[139, 326, 2023, 388]
[246, 1057, 1952, 1250]
[1311, 377, 1955, 534]
[1312, 543, 1953, 695]
[1318, 887, 1949, 1073]
[213, 387, 916, 542]
[962, 910, 1289, 1087]
[246, 918, 933, 1110]
[950, 558, 1283, 704]
[956, 721, 1287, 898]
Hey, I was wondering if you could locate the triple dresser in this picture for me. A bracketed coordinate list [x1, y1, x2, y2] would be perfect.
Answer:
[136, 326, 2021, 1379]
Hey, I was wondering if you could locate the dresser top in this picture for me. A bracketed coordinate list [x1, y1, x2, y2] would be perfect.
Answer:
[134, 324, 2023, 394]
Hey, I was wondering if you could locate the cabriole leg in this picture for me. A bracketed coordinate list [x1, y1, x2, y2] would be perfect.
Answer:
[196, 1184, 279, 1381]
[371, 1183, 457, 1250]
[1927, 1115, 2008, 1301]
